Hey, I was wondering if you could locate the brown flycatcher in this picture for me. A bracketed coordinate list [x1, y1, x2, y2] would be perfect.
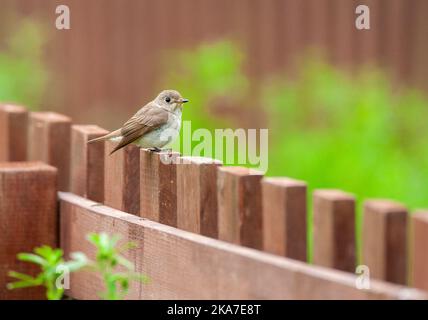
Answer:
[88, 89, 188, 154]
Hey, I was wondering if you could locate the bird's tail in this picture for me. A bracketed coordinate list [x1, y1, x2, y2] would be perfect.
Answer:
[87, 129, 121, 144]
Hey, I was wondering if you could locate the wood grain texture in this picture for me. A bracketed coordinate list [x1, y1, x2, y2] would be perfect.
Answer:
[176, 156, 222, 238]
[27, 112, 71, 191]
[363, 199, 408, 284]
[58, 192, 427, 300]
[0, 162, 57, 299]
[218, 167, 264, 249]
[140, 149, 179, 226]
[70, 125, 108, 202]
[262, 177, 307, 261]
[0, 104, 28, 161]
[313, 190, 356, 272]
[104, 140, 140, 215]
[411, 210, 428, 291]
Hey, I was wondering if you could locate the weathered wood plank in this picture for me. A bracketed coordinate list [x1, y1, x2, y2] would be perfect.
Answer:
[27, 112, 71, 191]
[411, 210, 428, 291]
[104, 140, 140, 215]
[0, 162, 57, 299]
[70, 125, 108, 202]
[262, 177, 307, 261]
[59, 192, 427, 300]
[363, 199, 408, 284]
[0, 104, 28, 161]
[176, 156, 221, 237]
[218, 167, 264, 249]
[140, 149, 179, 226]
[313, 189, 356, 272]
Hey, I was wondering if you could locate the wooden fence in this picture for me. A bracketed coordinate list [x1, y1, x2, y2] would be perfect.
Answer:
[2, 0, 428, 128]
[1, 103, 428, 299]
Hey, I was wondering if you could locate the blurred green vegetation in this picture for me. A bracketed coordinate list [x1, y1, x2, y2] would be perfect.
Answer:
[162, 41, 428, 261]
[264, 57, 428, 261]
[161, 41, 250, 158]
[0, 18, 48, 109]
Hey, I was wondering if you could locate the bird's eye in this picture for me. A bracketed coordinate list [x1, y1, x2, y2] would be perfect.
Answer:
[165, 97, 171, 103]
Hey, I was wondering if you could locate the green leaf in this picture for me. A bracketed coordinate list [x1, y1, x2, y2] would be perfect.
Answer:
[87, 233, 100, 246]
[34, 245, 54, 259]
[8, 270, 36, 282]
[7, 280, 41, 290]
[17, 253, 47, 266]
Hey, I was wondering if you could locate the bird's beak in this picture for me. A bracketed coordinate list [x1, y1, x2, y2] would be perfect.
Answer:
[180, 98, 189, 104]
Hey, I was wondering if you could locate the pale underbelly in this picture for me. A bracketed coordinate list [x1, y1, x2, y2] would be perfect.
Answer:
[135, 123, 181, 148]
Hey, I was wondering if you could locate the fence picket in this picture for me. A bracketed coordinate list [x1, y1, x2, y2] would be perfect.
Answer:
[27, 112, 71, 191]
[0, 104, 28, 161]
[313, 190, 356, 272]
[411, 210, 428, 291]
[0, 162, 57, 299]
[262, 177, 307, 261]
[176, 156, 222, 238]
[70, 125, 108, 202]
[363, 199, 408, 284]
[104, 140, 140, 215]
[218, 167, 264, 249]
[140, 149, 180, 225]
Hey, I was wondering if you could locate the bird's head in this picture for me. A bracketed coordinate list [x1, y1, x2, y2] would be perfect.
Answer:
[155, 89, 189, 111]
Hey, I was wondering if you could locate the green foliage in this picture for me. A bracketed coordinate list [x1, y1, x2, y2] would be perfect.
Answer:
[86, 233, 149, 300]
[0, 18, 49, 108]
[7, 246, 87, 300]
[161, 41, 250, 155]
[263, 56, 428, 261]
[8, 233, 147, 300]
[161, 41, 428, 261]
[162, 40, 428, 209]
[263, 57, 428, 209]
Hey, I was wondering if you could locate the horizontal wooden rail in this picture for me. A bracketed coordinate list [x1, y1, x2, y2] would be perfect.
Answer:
[59, 192, 427, 300]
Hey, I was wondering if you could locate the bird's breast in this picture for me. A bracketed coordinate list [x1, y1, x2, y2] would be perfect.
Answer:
[136, 113, 181, 148]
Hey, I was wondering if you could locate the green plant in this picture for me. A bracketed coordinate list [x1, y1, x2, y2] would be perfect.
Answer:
[262, 55, 428, 261]
[161, 41, 428, 262]
[86, 233, 148, 300]
[8, 233, 147, 300]
[0, 17, 49, 108]
[161, 41, 250, 156]
[7, 245, 87, 300]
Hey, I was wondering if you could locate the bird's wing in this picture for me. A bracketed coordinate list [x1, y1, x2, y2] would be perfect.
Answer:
[110, 102, 169, 154]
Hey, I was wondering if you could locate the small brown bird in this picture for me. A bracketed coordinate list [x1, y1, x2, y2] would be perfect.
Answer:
[88, 89, 188, 154]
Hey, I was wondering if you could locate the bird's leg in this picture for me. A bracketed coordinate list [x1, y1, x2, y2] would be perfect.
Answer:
[148, 147, 162, 153]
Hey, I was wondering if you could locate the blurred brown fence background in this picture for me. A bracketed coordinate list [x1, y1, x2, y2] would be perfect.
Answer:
[1, 0, 427, 128]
